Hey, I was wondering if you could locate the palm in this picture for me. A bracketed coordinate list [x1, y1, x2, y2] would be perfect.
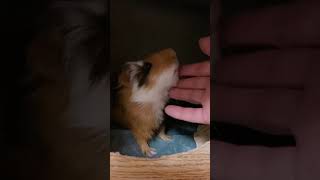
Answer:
[165, 61, 210, 124]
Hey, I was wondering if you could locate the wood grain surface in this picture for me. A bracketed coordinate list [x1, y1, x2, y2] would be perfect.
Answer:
[110, 141, 210, 180]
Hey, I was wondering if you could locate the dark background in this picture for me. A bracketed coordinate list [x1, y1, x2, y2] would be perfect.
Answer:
[110, 0, 210, 71]
[2, 0, 209, 179]
[2, 1, 49, 179]
[1, 0, 296, 179]
[212, 0, 296, 147]
[2, 0, 47, 143]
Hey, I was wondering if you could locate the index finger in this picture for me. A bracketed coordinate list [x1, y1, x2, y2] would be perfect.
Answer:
[179, 61, 210, 77]
[199, 36, 210, 56]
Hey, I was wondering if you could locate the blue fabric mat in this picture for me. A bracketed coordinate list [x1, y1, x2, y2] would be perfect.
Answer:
[110, 120, 199, 158]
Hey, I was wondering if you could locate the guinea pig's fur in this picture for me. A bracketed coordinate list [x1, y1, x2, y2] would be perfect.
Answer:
[112, 48, 179, 156]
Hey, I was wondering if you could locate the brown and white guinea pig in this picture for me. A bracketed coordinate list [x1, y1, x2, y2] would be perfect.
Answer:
[112, 48, 179, 157]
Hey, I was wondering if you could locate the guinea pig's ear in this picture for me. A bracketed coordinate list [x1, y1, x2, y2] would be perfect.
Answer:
[120, 61, 152, 87]
[118, 61, 142, 87]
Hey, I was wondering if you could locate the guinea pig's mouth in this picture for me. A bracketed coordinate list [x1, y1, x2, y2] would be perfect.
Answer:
[172, 65, 179, 86]
[173, 60, 179, 72]
[172, 66, 179, 78]
[174, 68, 178, 74]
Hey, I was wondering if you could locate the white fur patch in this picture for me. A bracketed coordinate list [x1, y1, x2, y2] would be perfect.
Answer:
[131, 63, 179, 123]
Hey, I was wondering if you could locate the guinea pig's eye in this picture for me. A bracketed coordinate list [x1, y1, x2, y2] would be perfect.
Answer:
[135, 62, 152, 87]
[143, 62, 152, 72]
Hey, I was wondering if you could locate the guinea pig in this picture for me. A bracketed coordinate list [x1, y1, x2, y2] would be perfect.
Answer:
[112, 48, 179, 157]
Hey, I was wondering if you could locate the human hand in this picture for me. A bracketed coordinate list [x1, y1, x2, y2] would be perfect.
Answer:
[214, 1, 320, 180]
[165, 36, 210, 124]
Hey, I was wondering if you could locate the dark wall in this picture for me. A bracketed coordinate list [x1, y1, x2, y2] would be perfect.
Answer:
[110, 0, 210, 71]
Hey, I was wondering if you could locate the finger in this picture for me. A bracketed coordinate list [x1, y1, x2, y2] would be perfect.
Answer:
[216, 49, 319, 88]
[213, 141, 295, 180]
[179, 61, 210, 77]
[175, 77, 209, 89]
[164, 105, 208, 124]
[215, 85, 302, 134]
[169, 88, 204, 104]
[223, 1, 320, 48]
[199, 36, 210, 56]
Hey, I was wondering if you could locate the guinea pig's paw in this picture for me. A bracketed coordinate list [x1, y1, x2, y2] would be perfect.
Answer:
[142, 146, 157, 157]
[159, 133, 172, 142]
[148, 147, 157, 157]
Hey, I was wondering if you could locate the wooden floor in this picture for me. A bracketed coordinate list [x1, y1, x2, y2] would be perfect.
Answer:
[110, 141, 210, 180]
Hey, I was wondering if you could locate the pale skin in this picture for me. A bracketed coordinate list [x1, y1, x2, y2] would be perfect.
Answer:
[165, 1, 320, 179]
[165, 36, 210, 125]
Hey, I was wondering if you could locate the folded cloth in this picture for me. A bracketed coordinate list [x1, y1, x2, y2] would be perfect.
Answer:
[110, 119, 199, 158]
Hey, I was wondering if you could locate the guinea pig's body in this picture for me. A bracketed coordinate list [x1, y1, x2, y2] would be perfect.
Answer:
[112, 48, 179, 156]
